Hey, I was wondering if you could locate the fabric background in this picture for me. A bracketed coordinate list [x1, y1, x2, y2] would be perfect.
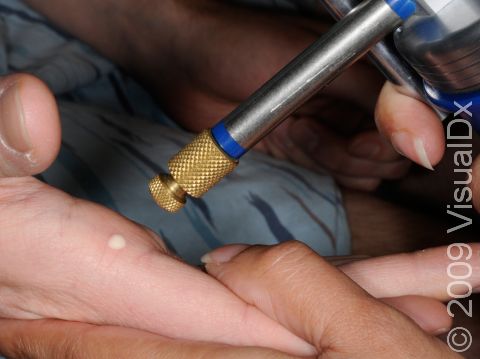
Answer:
[0, 0, 351, 264]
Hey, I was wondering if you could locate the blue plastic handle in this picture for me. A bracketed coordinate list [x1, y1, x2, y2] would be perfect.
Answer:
[425, 83, 480, 132]
[385, 0, 417, 20]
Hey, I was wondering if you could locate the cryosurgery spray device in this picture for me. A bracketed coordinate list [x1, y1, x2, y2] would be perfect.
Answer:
[149, 0, 480, 212]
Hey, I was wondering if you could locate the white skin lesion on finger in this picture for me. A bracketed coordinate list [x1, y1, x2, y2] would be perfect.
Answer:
[108, 234, 127, 250]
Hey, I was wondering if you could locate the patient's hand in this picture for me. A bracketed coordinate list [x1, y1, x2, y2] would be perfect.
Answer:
[0, 74, 314, 356]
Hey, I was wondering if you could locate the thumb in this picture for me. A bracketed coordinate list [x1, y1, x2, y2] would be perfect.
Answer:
[0, 74, 60, 177]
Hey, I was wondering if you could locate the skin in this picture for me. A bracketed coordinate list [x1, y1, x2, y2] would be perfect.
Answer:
[1, 241, 478, 358]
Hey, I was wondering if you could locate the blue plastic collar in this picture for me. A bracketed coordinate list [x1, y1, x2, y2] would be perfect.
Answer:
[385, 0, 417, 20]
[425, 83, 480, 132]
[211, 122, 246, 160]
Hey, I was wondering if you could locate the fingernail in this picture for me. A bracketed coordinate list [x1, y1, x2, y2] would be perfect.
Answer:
[391, 131, 433, 170]
[349, 140, 381, 159]
[413, 138, 434, 171]
[201, 244, 250, 264]
[290, 123, 318, 153]
[0, 82, 32, 153]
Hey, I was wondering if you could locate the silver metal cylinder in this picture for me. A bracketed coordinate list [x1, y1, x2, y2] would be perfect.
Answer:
[322, 0, 450, 124]
[323, 0, 425, 99]
[224, 0, 402, 149]
[395, 0, 480, 94]
[322, 0, 448, 120]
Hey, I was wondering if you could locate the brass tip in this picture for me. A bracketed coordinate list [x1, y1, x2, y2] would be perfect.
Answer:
[149, 130, 238, 212]
[149, 174, 186, 213]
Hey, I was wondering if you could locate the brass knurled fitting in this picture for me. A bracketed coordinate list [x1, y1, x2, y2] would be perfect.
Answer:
[149, 130, 238, 212]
